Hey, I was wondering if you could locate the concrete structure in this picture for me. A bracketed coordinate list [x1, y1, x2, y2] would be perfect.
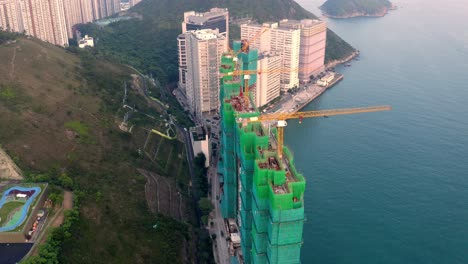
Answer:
[0, 0, 69, 46]
[240, 23, 271, 53]
[241, 22, 301, 91]
[280, 19, 327, 82]
[177, 34, 188, 94]
[63, 0, 81, 36]
[0, 0, 135, 46]
[182, 8, 229, 40]
[183, 29, 227, 117]
[189, 126, 210, 167]
[317, 72, 335, 87]
[78, 34, 94, 48]
[128, 0, 141, 8]
[18, 0, 69, 46]
[254, 52, 281, 108]
[179, 8, 229, 91]
[0, 0, 23, 32]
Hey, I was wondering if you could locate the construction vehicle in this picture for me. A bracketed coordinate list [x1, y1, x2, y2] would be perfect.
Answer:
[236, 106, 392, 158]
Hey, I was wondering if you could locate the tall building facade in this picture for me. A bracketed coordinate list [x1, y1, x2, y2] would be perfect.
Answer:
[254, 52, 281, 108]
[17, 0, 69, 46]
[241, 22, 301, 91]
[1, 0, 140, 46]
[280, 19, 327, 82]
[178, 8, 229, 91]
[63, 0, 84, 36]
[0, 0, 23, 32]
[184, 29, 227, 116]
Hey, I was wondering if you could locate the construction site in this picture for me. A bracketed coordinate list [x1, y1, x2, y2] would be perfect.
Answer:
[214, 41, 391, 264]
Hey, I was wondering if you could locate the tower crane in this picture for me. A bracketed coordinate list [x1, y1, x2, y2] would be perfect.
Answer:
[236, 105, 392, 159]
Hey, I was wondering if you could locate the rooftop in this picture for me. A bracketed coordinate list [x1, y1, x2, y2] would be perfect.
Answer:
[190, 126, 206, 141]
[190, 29, 224, 40]
[279, 19, 325, 28]
[185, 8, 228, 25]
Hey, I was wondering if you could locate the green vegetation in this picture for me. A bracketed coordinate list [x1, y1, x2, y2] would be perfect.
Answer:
[23, 200, 80, 264]
[0, 31, 19, 44]
[76, 0, 355, 87]
[0, 38, 192, 263]
[320, 0, 393, 18]
[65, 121, 89, 138]
[0, 201, 24, 226]
[193, 153, 209, 199]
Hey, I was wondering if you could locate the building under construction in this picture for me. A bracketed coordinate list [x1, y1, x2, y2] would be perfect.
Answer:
[218, 41, 306, 264]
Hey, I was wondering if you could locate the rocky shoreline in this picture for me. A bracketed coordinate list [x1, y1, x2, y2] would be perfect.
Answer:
[321, 3, 397, 19]
[325, 50, 360, 69]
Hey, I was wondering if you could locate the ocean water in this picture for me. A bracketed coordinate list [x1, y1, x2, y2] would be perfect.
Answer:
[290, 0, 468, 263]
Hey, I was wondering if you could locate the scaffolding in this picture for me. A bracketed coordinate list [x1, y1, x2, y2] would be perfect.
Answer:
[219, 43, 305, 264]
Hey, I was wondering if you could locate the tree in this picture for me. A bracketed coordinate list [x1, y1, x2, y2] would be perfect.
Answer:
[198, 197, 213, 216]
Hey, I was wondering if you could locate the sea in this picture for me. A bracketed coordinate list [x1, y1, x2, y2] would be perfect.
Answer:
[290, 0, 468, 263]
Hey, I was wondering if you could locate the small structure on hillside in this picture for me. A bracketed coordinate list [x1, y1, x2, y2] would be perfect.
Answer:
[189, 126, 210, 166]
[78, 35, 94, 48]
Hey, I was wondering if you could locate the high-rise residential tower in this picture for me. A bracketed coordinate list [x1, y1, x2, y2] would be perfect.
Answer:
[0, 0, 131, 46]
[17, 0, 69, 46]
[178, 8, 229, 92]
[280, 19, 327, 82]
[184, 29, 227, 117]
[0, 0, 23, 32]
[254, 52, 281, 108]
[241, 22, 301, 91]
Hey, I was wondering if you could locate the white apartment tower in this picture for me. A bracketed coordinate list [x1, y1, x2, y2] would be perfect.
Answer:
[280, 19, 327, 82]
[178, 8, 229, 92]
[241, 22, 301, 91]
[184, 29, 227, 116]
[254, 52, 281, 108]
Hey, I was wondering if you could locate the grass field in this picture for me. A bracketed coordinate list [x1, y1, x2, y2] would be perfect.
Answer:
[0, 201, 24, 227]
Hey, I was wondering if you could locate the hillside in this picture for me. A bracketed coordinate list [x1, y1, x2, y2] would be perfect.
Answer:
[77, 0, 356, 85]
[0, 36, 199, 263]
[320, 0, 394, 18]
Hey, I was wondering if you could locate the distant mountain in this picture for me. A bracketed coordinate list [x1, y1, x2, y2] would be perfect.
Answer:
[320, 0, 395, 18]
[77, 0, 356, 85]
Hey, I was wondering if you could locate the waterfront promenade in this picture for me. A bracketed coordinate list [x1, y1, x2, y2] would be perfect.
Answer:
[267, 73, 343, 114]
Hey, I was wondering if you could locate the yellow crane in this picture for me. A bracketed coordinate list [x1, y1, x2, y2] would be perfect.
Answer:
[236, 105, 392, 159]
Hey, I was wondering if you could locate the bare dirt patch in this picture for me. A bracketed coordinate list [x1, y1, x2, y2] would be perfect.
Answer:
[138, 169, 186, 221]
[0, 147, 22, 180]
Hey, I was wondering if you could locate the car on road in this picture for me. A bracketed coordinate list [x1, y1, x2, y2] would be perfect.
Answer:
[220, 231, 224, 237]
